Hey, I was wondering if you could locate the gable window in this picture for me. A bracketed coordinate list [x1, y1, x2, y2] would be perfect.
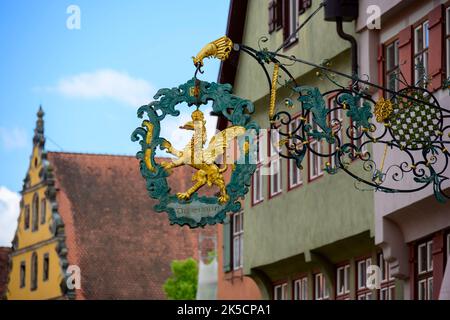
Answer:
[417, 240, 433, 300]
[414, 21, 429, 87]
[24, 205, 30, 230]
[20, 261, 26, 288]
[385, 40, 400, 98]
[232, 211, 244, 270]
[32, 193, 39, 232]
[274, 282, 288, 300]
[379, 253, 395, 300]
[308, 116, 324, 181]
[357, 257, 373, 300]
[328, 96, 343, 169]
[40, 198, 46, 224]
[288, 117, 303, 189]
[43, 253, 49, 281]
[314, 273, 330, 300]
[269, 130, 282, 197]
[252, 135, 264, 205]
[293, 277, 308, 300]
[446, 7, 450, 78]
[31, 252, 38, 291]
[336, 264, 350, 299]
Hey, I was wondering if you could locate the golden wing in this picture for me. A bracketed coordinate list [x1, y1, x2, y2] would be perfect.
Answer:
[202, 126, 246, 164]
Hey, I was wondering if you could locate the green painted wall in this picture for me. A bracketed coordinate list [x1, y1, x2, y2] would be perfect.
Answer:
[230, 1, 375, 277]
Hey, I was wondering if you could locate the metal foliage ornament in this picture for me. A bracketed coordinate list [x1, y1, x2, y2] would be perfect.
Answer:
[131, 37, 260, 227]
[236, 37, 450, 203]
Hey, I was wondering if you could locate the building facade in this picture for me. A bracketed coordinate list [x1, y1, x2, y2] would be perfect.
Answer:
[0, 247, 11, 299]
[217, 0, 450, 300]
[6, 107, 215, 300]
[357, 0, 450, 300]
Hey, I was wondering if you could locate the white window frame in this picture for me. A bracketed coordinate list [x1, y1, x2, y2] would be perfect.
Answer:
[357, 258, 372, 290]
[336, 264, 350, 296]
[308, 117, 324, 180]
[252, 135, 264, 204]
[274, 283, 288, 300]
[418, 241, 433, 274]
[314, 273, 329, 300]
[294, 277, 308, 300]
[287, 0, 299, 44]
[385, 40, 400, 97]
[329, 97, 343, 169]
[288, 117, 303, 189]
[232, 212, 244, 270]
[414, 20, 429, 86]
[269, 129, 282, 197]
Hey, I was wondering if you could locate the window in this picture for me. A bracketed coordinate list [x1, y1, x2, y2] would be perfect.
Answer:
[232, 212, 244, 270]
[40, 198, 46, 224]
[288, 117, 303, 189]
[274, 283, 288, 300]
[414, 21, 429, 87]
[314, 273, 330, 300]
[269, 129, 282, 197]
[252, 135, 264, 205]
[385, 40, 400, 98]
[20, 261, 26, 288]
[32, 193, 39, 232]
[294, 277, 308, 300]
[446, 7, 450, 78]
[308, 116, 324, 181]
[24, 205, 30, 230]
[328, 96, 343, 169]
[31, 252, 38, 291]
[268, 0, 283, 33]
[378, 253, 395, 300]
[417, 240, 433, 300]
[43, 253, 49, 281]
[283, 0, 299, 45]
[336, 264, 350, 298]
[357, 257, 373, 300]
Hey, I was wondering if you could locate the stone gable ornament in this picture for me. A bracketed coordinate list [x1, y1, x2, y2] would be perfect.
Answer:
[132, 37, 260, 228]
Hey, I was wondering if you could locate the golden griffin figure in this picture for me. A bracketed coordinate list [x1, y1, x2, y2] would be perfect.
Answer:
[160, 109, 246, 204]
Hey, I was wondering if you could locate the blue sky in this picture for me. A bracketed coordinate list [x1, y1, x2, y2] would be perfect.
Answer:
[0, 0, 229, 245]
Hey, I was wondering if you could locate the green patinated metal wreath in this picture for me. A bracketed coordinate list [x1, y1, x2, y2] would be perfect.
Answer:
[131, 78, 260, 228]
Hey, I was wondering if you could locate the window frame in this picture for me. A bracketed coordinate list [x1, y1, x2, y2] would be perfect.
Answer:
[20, 261, 26, 289]
[384, 39, 400, 99]
[24, 205, 30, 230]
[293, 276, 308, 300]
[308, 114, 324, 182]
[413, 20, 430, 87]
[416, 239, 433, 300]
[314, 273, 330, 300]
[251, 133, 265, 206]
[287, 115, 303, 191]
[273, 282, 288, 300]
[269, 128, 282, 198]
[356, 257, 373, 300]
[40, 198, 46, 225]
[378, 253, 395, 300]
[30, 252, 38, 291]
[31, 193, 39, 232]
[336, 264, 350, 298]
[232, 211, 244, 271]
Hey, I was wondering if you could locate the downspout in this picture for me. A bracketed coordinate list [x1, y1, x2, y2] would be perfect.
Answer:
[336, 17, 358, 78]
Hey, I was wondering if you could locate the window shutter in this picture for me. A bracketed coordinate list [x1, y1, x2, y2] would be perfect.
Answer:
[428, 4, 444, 91]
[398, 25, 413, 88]
[269, 1, 275, 33]
[276, 0, 283, 30]
[283, 0, 290, 41]
[377, 43, 385, 97]
[222, 216, 231, 272]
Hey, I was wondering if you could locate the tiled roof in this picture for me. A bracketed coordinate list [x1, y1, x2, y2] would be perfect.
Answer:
[47, 152, 215, 300]
[0, 247, 11, 299]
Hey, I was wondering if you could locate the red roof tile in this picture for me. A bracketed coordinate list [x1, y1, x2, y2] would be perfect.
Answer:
[47, 152, 215, 300]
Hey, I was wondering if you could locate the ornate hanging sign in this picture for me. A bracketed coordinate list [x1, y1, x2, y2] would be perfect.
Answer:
[132, 37, 260, 227]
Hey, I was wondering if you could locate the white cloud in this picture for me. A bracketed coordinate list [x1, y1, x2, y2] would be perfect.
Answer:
[49, 69, 155, 107]
[0, 186, 20, 247]
[0, 127, 28, 150]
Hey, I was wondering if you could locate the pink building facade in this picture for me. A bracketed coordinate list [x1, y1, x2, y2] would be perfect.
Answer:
[357, 0, 450, 299]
